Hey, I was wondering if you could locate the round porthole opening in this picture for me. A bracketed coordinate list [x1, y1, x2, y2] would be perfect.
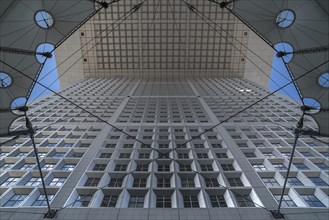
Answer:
[11, 97, 27, 115]
[36, 43, 54, 63]
[0, 71, 12, 88]
[276, 10, 295, 28]
[274, 42, 294, 63]
[303, 98, 321, 114]
[318, 72, 329, 88]
[35, 10, 54, 29]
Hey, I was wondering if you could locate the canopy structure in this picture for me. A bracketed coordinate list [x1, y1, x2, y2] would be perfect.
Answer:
[0, 0, 95, 137]
[227, 0, 329, 136]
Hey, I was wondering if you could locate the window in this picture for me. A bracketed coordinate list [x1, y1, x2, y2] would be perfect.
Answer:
[114, 164, 127, 171]
[262, 177, 280, 187]
[244, 152, 256, 158]
[3, 194, 27, 207]
[205, 178, 219, 187]
[221, 164, 235, 171]
[180, 164, 192, 172]
[314, 163, 329, 170]
[281, 152, 291, 157]
[301, 195, 325, 207]
[254, 143, 265, 148]
[158, 164, 170, 172]
[85, 177, 100, 187]
[263, 153, 275, 158]
[194, 144, 204, 148]
[123, 144, 133, 148]
[72, 194, 93, 207]
[62, 164, 76, 171]
[1, 177, 19, 186]
[108, 178, 123, 187]
[72, 152, 84, 158]
[309, 177, 328, 186]
[200, 164, 213, 171]
[136, 164, 148, 172]
[133, 178, 147, 187]
[105, 144, 117, 148]
[197, 153, 208, 159]
[101, 195, 118, 207]
[181, 178, 195, 187]
[157, 178, 171, 187]
[100, 153, 112, 158]
[321, 152, 329, 157]
[252, 164, 267, 171]
[178, 153, 189, 159]
[210, 195, 227, 207]
[228, 178, 243, 187]
[211, 144, 222, 148]
[272, 163, 287, 170]
[25, 177, 42, 186]
[183, 195, 199, 208]
[42, 164, 55, 170]
[49, 177, 66, 186]
[287, 177, 304, 186]
[156, 195, 171, 208]
[2, 163, 14, 169]
[274, 195, 297, 207]
[38, 152, 47, 157]
[128, 196, 144, 208]
[16, 152, 28, 157]
[293, 163, 309, 170]
[235, 195, 255, 207]
[53, 153, 65, 158]
[93, 164, 107, 171]
[237, 143, 248, 148]
[119, 153, 131, 159]
[32, 195, 54, 206]
[139, 153, 150, 159]
[300, 152, 313, 157]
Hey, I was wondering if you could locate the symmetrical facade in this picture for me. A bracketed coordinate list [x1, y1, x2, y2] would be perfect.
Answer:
[0, 77, 328, 219]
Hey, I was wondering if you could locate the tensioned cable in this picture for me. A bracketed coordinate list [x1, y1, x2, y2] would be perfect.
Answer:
[189, 1, 302, 106]
[0, 2, 155, 150]
[4, 55, 325, 216]
[310, 136, 329, 146]
[211, 0, 305, 104]
[54, 60, 328, 213]
[3, 0, 322, 211]
[0, 136, 19, 146]
[25, 0, 112, 103]
[155, 60, 329, 158]
[27, 1, 137, 106]
[2, 54, 276, 213]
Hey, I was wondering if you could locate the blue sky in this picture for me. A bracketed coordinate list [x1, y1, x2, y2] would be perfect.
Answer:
[29, 45, 60, 102]
[269, 43, 301, 103]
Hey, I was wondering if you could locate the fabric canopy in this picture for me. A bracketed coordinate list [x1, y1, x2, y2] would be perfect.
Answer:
[0, 0, 95, 136]
[232, 0, 329, 136]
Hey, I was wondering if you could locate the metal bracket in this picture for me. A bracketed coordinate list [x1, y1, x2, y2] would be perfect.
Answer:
[270, 210, 285, 219]
[44, 209, 58, 218]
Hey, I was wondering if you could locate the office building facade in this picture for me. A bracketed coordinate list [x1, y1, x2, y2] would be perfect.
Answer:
[0, 77, 328, 220]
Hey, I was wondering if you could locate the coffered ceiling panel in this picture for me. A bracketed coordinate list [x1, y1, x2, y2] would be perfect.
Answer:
[79, 0, 249, 78]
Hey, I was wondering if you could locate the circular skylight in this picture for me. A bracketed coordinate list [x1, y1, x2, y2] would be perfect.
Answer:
[11, 97, 27, 115]
[0, 72, 12, 88]
[36, 43, 54, 63]
[318, 72, 329, 88]
[276, 10, 295, 28]
[274, 42, 294, 63]
[303, 98, 321, 114]
[35, 11, 54, 29]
